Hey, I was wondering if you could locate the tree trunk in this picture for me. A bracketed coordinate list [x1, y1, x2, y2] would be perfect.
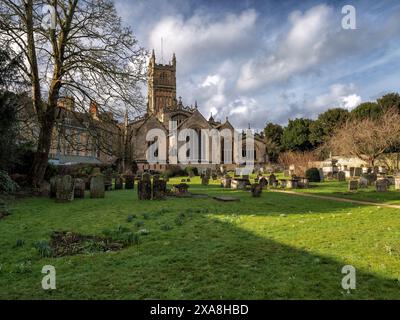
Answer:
[29, 113, 55, 186]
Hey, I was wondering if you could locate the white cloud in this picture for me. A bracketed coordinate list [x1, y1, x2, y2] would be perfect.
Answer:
[311, 83, 361, 112]
[237, 4, 333, 91]
[148, 9, 257, 73]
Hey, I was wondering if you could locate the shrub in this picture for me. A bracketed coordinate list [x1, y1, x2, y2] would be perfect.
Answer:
[184, 166, 198, 176]
[0, 170, 18, 194]
[164, 165, 186, 178]
[305, 167, 321, 182]
[44, 163, 59, 181]
[35, 240, 54, 258]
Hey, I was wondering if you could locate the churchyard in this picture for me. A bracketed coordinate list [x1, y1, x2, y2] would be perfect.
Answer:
[1, 169, 400, 299]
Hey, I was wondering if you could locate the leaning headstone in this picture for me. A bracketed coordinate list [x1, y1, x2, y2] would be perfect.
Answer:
[74, 178, 85, 198]
[338, 171, 346, 182]
[138, 173, 152, 200]
[56, 175, 75, 202]
[90, 174, 105, 198]
[348, 180, 358, 191]
[251, 183, 262, 197]
[152, 175, 167, 200]
[376, 179, 388, 192]
[114, 176, 123, 190]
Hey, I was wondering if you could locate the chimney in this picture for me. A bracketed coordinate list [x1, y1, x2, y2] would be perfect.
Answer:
[89, 101, 99, 119]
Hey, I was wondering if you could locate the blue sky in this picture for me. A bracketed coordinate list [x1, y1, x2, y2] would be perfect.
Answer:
[115, 0, 400, 129]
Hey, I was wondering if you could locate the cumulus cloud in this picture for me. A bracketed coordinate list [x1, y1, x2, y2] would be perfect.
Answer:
[115, 0, 400, 129]
[236, 4, 334, 92]
[311, 84, 362, 112]
[148, 9, 257, 73]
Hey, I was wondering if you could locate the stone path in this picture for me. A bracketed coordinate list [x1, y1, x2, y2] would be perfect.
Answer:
[270, 189, 400, 209]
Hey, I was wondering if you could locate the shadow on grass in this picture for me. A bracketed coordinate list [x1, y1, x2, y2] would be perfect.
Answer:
[1, 185, 399, 299]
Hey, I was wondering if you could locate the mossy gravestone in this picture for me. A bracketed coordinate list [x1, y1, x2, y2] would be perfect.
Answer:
[152, 175, 167, 200]
[114, 176, 123, 190]
[74, 178, 85, 198]
[56, 175, 75, 202]
[90, 173, 105, 198]
[138, 173, 152, 200]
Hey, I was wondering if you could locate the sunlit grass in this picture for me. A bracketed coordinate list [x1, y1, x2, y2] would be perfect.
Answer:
[0, 176, 399, 299]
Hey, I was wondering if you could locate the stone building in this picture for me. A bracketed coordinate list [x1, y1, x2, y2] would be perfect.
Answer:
[48, 98, 121, 165]
[126, 51, 267, 172]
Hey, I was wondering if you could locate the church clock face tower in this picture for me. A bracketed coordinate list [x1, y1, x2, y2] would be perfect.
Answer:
[147, 50, 177, 119]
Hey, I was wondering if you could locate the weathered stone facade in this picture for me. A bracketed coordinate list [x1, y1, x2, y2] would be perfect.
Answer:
[126, 52, 267, 173]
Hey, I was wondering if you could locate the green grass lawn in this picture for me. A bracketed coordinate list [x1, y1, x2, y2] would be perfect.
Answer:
[293, 180, 400, 205]
[0, 176, 399, 299]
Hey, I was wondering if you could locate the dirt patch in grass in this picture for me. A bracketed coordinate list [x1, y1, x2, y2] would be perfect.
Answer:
[49, 231, 130, 257]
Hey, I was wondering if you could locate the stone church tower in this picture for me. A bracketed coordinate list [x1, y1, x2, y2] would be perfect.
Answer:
[147, 50, 177, 121]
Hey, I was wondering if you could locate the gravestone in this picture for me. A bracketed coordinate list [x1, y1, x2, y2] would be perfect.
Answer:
[358, 176, 368, 188]
[114, 176, 123, 190]
[338, 171, 346, 182]
[348, 180, 358, 191]
[318, 168, 324, 182]
[56, 175, 75, 202]
[219, 165, 227, 175]
[376, 179, 388, 192]
[138, 173, 152, 200]
[251, 183, 262, 197]
[258, 177, 268, 188]
[211, 172, 218, 180]
[280, 179, 287, 188]
[124, 174, 135, 190]
[220, 176, 231, 188]
[362, 173, 377, 186]
[286, 179, 298, 189]
[172, 183, 190, 196]
[90, 174, 105, 198]
[152, 175, 167, 200]
[395, 176, 400, 191]
[268, 173, 277, 186]
[188, 170, 195, 178]
[74, 178, 85, 198]
[201, 175, 209, 186]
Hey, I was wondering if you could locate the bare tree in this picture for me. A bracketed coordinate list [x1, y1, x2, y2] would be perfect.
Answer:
[329, 109, 400, 167]
[0, 0, 146, 186]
